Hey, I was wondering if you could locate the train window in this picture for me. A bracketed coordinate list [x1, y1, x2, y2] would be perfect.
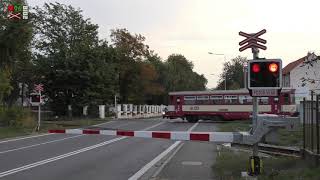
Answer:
[197, 95, 209, 105]
[210, 95, 223, 104]
[239, 95, 252, 104]
[224, 95, 238, 104]
[283, 94, 290, 105]
[258, 97, 269, 105]
[184, 96, 196, 100]
[197, 96, 209, 100]
[184, 96, 196, 105]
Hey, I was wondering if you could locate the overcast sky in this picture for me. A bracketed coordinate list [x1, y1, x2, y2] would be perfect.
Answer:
[28, 0, 320, 88]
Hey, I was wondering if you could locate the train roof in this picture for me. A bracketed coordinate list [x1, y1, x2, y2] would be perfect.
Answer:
[168, 88, 295, 95]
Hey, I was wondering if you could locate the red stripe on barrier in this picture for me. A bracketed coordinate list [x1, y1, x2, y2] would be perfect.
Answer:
[190, 133, 209, 141]
[152, 132, 171, 139]
[83, 130, 100, 134]
[48, 129, 66, 133]
[117, 131, 134, 136]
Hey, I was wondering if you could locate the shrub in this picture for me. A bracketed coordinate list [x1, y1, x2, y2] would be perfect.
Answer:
[0, 106, 36, 128]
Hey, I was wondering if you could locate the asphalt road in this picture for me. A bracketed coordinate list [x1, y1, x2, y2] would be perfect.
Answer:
[0, 118, 219, 180]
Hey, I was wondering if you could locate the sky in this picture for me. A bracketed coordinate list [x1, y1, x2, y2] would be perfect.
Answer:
[28, 0, 320, 88]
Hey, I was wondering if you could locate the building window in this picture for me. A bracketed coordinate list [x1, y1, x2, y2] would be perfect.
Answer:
[283, 94, 290, 105]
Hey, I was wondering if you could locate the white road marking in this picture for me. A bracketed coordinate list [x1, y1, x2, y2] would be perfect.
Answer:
[143, 122, 165, 131]
[128, 141, 181, 180]
[128, 122, 199, 180]
[92, 121, 115, 127]
[0, 134, 51, 144]
[188, 122, 199, 132]
[0, 135, 84, 154]
[151, 142, 184, 179]
[0, 137, 126, 178]
[0, 121, 165, 178]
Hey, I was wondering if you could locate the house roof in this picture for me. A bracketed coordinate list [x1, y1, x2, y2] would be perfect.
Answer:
[282, 56, 306, 75]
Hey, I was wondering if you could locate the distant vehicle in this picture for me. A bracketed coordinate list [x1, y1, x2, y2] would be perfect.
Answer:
[163, 88, 297, 122]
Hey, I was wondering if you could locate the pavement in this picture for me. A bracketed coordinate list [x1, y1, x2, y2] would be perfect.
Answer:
[0, 118, 219, 180]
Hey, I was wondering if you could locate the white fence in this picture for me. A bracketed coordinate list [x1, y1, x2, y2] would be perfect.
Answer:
[81, 104, 167, 119]
[115, 104, 167, 119]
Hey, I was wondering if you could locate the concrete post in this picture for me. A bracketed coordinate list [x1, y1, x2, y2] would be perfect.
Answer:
[123, 104, 127, 118]
[117, 104, 122, 118]
[83, 106, 88, 116]
[99, 105, 105, 119]
[68, 105, 72, 118]
[128, 104, 133, 117]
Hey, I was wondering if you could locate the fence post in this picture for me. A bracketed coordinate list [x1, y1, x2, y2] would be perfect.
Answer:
[83, 106, 88, 116]
[311, 91, 314, 152]
[303, 98, 306, 153]
[316, 95, 319, 155]
[99, 105, 105, 119]
[117, 104, 122, 118]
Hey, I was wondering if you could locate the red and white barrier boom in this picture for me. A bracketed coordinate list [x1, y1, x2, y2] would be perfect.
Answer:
[49, 114, 299, 145]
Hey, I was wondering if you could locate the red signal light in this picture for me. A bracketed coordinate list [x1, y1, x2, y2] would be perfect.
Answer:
[252, 64, 260, 73]
[269, 63, 278, 72]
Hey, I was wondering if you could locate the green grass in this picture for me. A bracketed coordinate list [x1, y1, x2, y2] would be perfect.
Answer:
[216, 120, 251, 132]
[0, 126, 34, 139]
[213, 148, 320, 180]
[0, 117, 111, 140]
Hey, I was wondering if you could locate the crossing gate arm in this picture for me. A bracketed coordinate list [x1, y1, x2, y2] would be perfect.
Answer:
[48, 129, 244, 143]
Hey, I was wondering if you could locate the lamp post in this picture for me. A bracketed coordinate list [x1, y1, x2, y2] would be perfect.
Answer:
[208, 52, 227, 90]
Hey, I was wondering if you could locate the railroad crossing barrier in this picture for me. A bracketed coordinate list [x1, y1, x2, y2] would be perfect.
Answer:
[49, 114, 299, 145]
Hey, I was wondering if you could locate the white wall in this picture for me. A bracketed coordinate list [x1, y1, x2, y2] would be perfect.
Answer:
[290, 53, 320, 94]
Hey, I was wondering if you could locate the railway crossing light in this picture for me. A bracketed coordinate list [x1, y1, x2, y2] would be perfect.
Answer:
[248, 59, 282, 89]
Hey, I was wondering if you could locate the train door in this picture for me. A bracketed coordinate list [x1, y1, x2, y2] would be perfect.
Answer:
[174, 96, 183, 116]
[271, 97, 280, 114]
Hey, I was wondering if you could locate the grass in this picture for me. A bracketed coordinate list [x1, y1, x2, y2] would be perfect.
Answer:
[0, 117, 111, 140]
[216, 120, 302, 147]
[212, 148, 320, 180]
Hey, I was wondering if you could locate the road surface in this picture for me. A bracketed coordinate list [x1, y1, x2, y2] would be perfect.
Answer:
[0, 118, 219, 180]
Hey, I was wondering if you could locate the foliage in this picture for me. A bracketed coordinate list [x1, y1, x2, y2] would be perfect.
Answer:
[0, 106, 35, 127]
[216, 56, 247, 90]
[0, 69, 13, 102]
[0, 0, 33, 106]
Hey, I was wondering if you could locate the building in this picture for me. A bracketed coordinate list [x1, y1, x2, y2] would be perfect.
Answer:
[282, 52, 320, 102]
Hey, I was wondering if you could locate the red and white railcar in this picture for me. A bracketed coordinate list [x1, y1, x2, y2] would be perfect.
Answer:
[163, 88, 297, 122]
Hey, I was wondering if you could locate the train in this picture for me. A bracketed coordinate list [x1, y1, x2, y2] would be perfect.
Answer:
[163, 88, 298, 122]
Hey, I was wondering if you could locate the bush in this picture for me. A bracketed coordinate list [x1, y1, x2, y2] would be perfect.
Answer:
[0, 106, 36, 128]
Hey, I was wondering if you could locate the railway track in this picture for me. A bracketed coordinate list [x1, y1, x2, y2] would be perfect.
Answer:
[231, 143, 301, 157]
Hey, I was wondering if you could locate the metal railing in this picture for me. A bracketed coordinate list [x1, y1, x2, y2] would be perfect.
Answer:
[302, 91, 320, 164]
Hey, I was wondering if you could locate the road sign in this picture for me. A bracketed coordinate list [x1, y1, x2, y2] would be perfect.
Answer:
[239, 29, 267, 52]
[34, 84, 44, 92]
[251, 89, 279, 97]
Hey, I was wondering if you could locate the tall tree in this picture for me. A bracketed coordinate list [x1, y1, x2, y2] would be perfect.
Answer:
[110, 28, 151, 103]
[0, 0, 33, 106]
[32, 2, 111, 115]
[165, 54, 207, 91]
[216, 56, 247, 90]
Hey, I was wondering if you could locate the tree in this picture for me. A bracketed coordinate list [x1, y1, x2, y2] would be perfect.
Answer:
[299, 52, 320, 88]
[0, 0, 33, 106]
[110, 28, 151, 103]
[32, 2, 113, 115]
[216, 56, 247, 90]
[165, 54, 207, 91]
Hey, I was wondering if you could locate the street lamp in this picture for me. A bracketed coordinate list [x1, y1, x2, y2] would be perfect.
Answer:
[208, 52, 227, 90]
